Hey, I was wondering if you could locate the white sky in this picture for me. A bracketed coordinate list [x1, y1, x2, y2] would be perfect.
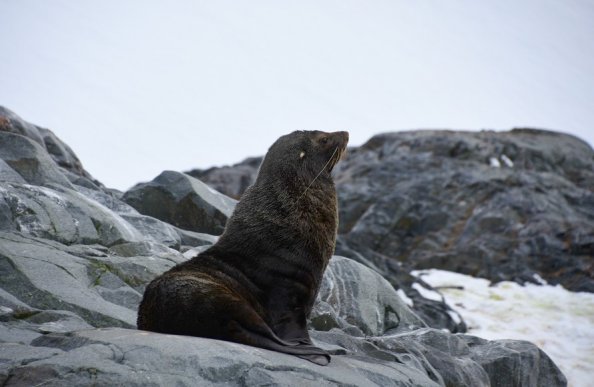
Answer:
[1, 0, 593, 190]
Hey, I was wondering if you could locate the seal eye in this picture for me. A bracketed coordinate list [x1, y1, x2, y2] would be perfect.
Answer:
[320, 137, 328, 144]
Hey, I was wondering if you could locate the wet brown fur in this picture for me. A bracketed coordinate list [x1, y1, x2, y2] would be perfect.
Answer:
[137, 130, 349, 365]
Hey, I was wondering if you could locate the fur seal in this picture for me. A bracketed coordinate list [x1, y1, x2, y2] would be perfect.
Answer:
[137, 130, 349, 365]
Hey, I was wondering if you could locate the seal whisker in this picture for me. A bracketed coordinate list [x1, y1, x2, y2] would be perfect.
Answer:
[295, 146, 339, 205]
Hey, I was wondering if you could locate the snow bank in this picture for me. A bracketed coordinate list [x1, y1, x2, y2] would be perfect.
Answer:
[413, 269, 594, 387]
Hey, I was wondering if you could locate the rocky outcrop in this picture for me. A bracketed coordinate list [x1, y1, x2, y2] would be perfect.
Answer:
[0, 108, 568, 386]
[122, 170, 237, 235]
[0, 106, 101, 189]
[311, 256, 426, 336]
[1, 326, 566, 387]
[0, 232, 565, 386]
[335, 129, 594, 293]
[193, 129, 594, 294]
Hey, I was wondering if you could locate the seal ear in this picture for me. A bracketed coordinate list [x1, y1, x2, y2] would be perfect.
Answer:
[299, 151, 306, 159]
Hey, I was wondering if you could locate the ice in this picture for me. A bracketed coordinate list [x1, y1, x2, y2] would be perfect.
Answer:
[417, 269, 594, 387]
[396, 288, 414, 307]
[411, 282, 443, 302]
[489, 157, 501, 168]
[501, 154, 514, 167]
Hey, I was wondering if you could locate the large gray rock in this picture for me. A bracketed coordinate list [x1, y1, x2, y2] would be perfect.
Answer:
[0, 183, 144, 246]
[0, 183, 193, 248]
[0, 326, 566, 387]
[0, 106, 100, 187]
[3, 328, 439, 387]
[333, 129, 594, 293]
[311, 256, 426, 336]
[0, 132, 73, 188]
[0, 106, 45, 146]
[122, 170, 237, 234]
[0, 229, 567, 386]
[370, 329, 566, 387]
[0, 232, 138, 328]
[0, 110, 569, 386]
[0, 232, 184, 330]
[0, 160, 27, 184]
[0, 240, 567, 386]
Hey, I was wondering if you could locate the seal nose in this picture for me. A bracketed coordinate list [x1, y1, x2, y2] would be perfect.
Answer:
[332, 131, 349, 146]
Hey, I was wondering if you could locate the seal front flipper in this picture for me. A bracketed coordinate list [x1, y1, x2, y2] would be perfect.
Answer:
[298, 354, 331, 366]
[287, 342, 331, 365]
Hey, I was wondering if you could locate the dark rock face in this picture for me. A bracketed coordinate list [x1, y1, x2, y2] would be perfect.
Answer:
[0, 108, 568, 386]
[334, 130, 594, 293]
[122, 170, 237, 234]
[194, 129, 594, 293]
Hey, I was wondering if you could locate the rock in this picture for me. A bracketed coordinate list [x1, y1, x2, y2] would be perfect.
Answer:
[0, 326, 566, 387]
[311, 256, 426, 336]
[369, 329, 567, 387]
[175, 228, 219, 247]
[59, 167, 102, 191]
[0, 106, 45, 145]
[462, 336, 568, 387]
[0, 106, 100, 186]
[122, 170, 237, 234]
[0, 183, 145, 246]
[119, 214, 181, 249]
[334, 236, 466, 333]
[37, 127, 92, 182]
[0, 342, 65, 384]
[0, 110, 569, 386]
[0, 230, 184, 330]
[73, 185, 138, 214]
[0, 159, 27, 184]
[0, 232, 137, 328]
[0, 182, 190, 249]
[334, 130, 594, 293]
[0, 306, 94, 345]
[0, 228, 566, 385]
[4, 328, 439, 387]
[185, 156, 262, 199]
[0, 132, 73, 188]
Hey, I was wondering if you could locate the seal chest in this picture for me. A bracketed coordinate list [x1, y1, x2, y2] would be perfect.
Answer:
[137, 130, 349, 365]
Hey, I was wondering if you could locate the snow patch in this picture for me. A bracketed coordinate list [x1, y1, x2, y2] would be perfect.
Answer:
[396, 289, 414, 307]
[501, 154, 514, 167]
[489, 157, 501, 168]
[411, 282, 443, 302]
[533, 273, 548, 285]
[419, 268, 594, 387]
[447, 310, 462, 325]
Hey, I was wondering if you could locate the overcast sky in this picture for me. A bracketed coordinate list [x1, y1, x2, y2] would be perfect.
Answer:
[1, 0, 593, 190]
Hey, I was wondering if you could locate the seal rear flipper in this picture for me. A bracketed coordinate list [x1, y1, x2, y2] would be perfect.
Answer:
[228, 320, 331, 365]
